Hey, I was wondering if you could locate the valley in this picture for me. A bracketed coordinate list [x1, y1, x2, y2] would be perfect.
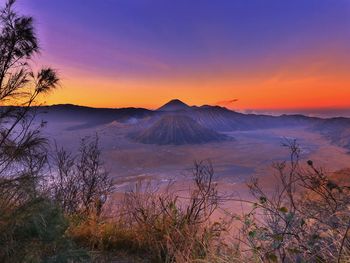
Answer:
[38, 100, 350, 192]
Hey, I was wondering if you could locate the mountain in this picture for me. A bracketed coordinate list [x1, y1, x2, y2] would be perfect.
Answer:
[33, 104, 154, 129]
[157, 99, 191, 112]
[32, 101, 318, 131]
[18, 100, 350, 149]
[311, 117, 350, 150]
[157, 104, 318, 132]
[130, 114, 228, 145]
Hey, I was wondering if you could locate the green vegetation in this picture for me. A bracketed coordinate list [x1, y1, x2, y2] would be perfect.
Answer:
[0, 1, 349, 262]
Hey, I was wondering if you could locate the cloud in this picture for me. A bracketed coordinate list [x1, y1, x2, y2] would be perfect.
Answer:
[216, 99, 239, 107]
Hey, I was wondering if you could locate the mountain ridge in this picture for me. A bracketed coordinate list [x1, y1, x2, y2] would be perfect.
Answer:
[20, 99, 350, 148]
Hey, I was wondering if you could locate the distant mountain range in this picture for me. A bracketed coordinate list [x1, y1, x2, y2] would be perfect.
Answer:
[29, 99, 350, 147]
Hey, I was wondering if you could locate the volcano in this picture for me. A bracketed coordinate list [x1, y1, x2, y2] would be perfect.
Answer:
[130, 114, 228, 145]
[157, 99, 191, 112]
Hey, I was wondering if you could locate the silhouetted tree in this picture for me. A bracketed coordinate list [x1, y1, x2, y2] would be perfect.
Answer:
[52, 135, 112, 215]
[0, 0, 58, 188]
[0, 1, 87, 262]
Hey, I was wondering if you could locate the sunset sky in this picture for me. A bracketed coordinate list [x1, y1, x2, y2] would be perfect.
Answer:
[15, 0, 350, 112]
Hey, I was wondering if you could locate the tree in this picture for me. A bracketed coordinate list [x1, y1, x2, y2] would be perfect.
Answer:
[52, 135, 112, 216]
[0, 1, 86, 261]
[0, 0, 58, 189]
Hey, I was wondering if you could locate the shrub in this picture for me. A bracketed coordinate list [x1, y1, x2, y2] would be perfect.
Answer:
[65, 161, 232, 262]
[51, 135, 113, 216]
[111, 161, 229, 262]
[234, 140, 350, 262]
[0, 196, 89, 262]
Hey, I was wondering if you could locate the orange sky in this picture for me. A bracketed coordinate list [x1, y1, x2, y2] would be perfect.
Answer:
[40, 51, 350, 110]
[20, 0, 350, 111]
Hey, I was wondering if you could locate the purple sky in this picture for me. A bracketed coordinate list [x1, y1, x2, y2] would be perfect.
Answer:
[11, 0, 350, 113]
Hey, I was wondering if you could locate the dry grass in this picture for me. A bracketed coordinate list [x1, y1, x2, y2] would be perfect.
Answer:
[67, 161, 238, 263]
[63, 144, 350, 262]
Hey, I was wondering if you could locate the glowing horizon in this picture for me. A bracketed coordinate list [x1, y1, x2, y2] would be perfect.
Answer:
[17, 0, 350, 113]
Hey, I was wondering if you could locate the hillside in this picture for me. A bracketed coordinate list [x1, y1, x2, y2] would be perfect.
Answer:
[312, 117, 350, 150]
[130, 114, 228, 145]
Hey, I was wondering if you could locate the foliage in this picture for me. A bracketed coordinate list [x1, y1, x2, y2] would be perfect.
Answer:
[0, 1, 82, 262]
[0, 0, 58, 196]
[234, 140, 350, 262]
[51, 135, 113, 216]
[0, 1, 349, 263]
[0, 197, 88, 262]
[119, 161, 222, 262]
[67, 161, 232, 263]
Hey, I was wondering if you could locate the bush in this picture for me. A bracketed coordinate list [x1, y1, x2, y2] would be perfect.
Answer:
[51, 135, 113, 216]
[111, 161, 229, 262]
[0, 196, 88, 262]
[234, 140, 350, 262]
[66, 161, 231, 263]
